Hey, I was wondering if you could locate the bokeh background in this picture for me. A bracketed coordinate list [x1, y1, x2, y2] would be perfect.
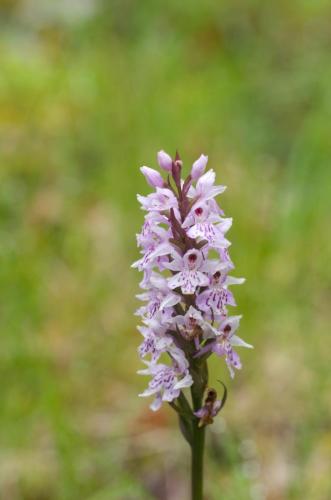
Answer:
[1, 1, 331, 499]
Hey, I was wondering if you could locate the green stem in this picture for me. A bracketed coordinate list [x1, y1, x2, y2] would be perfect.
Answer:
[190, 360, 208, 500]
[191, 422, 205, 500]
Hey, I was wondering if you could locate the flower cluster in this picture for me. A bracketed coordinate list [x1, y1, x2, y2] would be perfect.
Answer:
[133, 151, 252, 412]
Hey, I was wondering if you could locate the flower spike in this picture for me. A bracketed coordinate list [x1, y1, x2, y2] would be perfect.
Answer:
[133, 151, 251, 410]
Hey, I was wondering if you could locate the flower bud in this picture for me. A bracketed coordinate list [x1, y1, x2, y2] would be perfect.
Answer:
[140, 166, 164, 188]
[157, 150, 173, 171]
[191, 154, 208, 180]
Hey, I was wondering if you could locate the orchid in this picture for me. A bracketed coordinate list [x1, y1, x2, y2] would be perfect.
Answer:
[195, 315, 253, 378]
[166, 248, 214, 295]
[138, 362, 193, 411]
[172, 306, 205, 348]
[196, 271, 244, 314]
[133, 151, 252, 500]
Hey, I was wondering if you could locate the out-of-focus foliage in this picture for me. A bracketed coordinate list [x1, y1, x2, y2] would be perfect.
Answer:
[0, 1, 330, 499]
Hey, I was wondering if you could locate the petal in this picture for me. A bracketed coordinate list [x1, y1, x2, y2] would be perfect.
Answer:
[204, 185, 227, 200]
[227, 350, 242, 371]
[168, 271, 186, 290]
[217, 218, 233, 233]
[200, 259, 228, 274]
[226, 290, 237, 306]
[150, 394, 163, 411]
[193, 342, 213, 358]
[212, 343, 226, 356]
[140, 166, 164, 188]
[172, 315, 186, 326]
[163, 250, 183, 271]
[160, 293, 181, 309]
[191, 187, 226, 210]
[187, 223, 230, 249]
[220, 315, 242, 332]
[185, 305, 204, 322]
[173, 372, 193, 390]
[149, 242, 173, 261]
[154, 336, 173, 350]
[131, 256, 143, 269]
[136, 292, 150, 301]
[202, 323, 219, 339]
[227, 364, 235, 379]
[164, 260, 182, 272]
[225, 276, 246, 286]
[181, 212, 195, 229]
[230, 335, 253, 349]
[196, 290, 211, 310]
[137, 367, 150, 375]
[137, 194, 148, 208]
[196, 169, 216, 190]
[194, 408, 206, 418]
[213, 401, 222, 414]
[180, 271, 209, 295]
[169, 345, 189, 372]
[163, 388, 180, 402]
[149, 273, 167, 289]
[139, 386, 158, 397]
[191, 154, 208, 180]
[157, 150, 173, 171]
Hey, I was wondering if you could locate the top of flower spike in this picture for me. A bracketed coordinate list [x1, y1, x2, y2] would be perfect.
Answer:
[138, 150, 226, 216]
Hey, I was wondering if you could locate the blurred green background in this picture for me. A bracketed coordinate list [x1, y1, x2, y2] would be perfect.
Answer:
[1, 1, 331, 499]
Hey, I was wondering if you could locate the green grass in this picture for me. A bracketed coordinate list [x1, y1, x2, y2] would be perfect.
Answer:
[0, 1, 331, 499]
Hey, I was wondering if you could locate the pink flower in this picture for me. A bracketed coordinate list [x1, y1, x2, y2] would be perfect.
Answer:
[138, 326, 173, 362]
[172, 306, 213, 348]
[138, 362, 193, 411]
[132, 242, 173, 272]
[137, 187, 178, 212]
[196, 272, 245, 314]
[136, 272, 181, 320]
[189, 170, 226, 209]
[183, 202, 232, 249]
[191, 154, 208, 180]
[140, 166, 164, 188]
[157, 150, 173, 171]
[132, 216, 173, 275]
[195, 316, 253, 378]
[166, 248, 221, 295]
